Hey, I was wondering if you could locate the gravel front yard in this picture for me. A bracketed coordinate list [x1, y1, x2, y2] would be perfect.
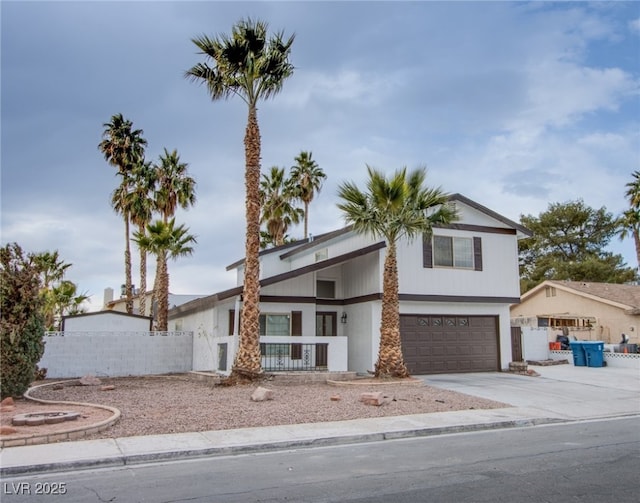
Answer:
[25, 374, 508, 441]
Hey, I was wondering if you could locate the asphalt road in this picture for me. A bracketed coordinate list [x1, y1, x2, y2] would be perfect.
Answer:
[2, 417, 639, 503]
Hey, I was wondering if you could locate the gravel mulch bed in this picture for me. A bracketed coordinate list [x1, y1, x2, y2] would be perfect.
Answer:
[28, 374, 509, 440]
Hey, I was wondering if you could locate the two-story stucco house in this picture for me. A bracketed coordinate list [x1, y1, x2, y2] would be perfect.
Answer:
[169, 194, 531, 375]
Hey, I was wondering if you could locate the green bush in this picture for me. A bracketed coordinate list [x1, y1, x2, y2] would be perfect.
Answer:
[0, 243, 45, 399]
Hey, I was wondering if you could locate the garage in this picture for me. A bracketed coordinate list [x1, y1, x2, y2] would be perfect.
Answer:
[400, 314, 499, 374]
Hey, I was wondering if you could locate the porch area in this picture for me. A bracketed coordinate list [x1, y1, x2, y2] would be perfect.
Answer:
[203, 335, 349, 375]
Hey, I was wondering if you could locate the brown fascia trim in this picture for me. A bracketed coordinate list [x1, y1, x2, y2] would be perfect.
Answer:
[171, 241, 386, 319]
[225, 239, 302, 271]
[278, 226, 354, 260]
[399, 293, 522, 304]
[449, 193, 533, 237]
[214, 292, 519, 308]
[260, 296, 317, 304]
[62, 310, 153, 331]
[434, 223, 516, 235]
[225, 227, 354, 271]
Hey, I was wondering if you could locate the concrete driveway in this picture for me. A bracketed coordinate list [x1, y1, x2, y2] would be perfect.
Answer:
[420, 364, 640, 421]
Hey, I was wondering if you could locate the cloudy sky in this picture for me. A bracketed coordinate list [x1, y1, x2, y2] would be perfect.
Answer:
[2, 1, 639, 311]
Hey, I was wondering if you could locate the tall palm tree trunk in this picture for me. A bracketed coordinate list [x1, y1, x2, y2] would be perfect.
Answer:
[303, 201, 309, 240]
[232, 106, 263, 379]
[138, 228, 147, 317]
[156, 254, 169, 331]
[634, 229, 640, 271]
[124, 215, 133, 314]
[375, 241, 409, 378]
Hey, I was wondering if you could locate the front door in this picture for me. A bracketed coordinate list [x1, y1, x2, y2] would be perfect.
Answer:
[315, 312, 336, 367]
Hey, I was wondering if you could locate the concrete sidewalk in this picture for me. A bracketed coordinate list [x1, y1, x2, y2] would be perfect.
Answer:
[1, 364, 638, 477]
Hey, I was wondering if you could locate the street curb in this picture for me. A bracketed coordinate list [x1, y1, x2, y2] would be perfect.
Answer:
[0, 417, 565, 477]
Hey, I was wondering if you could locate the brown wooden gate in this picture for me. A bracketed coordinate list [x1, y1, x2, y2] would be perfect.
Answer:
[510, 326, 523, 362]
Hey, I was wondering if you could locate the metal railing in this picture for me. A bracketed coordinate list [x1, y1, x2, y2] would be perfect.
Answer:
[260, 342, 329, 371]
[44, 331, 193, 337]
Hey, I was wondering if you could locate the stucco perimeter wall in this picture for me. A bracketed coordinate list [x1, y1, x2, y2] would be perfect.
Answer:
[40, 332, 193, 378]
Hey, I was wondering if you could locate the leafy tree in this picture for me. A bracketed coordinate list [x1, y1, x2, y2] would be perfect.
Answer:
[0, 244, 45, 398]
[618, 171, 640, 270]
[519, 200, 637, 292]
[337, 166, 457, 378]
[186, 18, 295, 380]
[290, 151, 326, 239]
[133, 219, 196, 331]
[260, 166, 303, 247]
[99, 114, 147, 313]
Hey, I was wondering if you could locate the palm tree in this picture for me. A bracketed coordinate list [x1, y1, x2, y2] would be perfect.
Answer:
[290, 151, 326, 239]
[619, 171, 640, 270]
[337, 166, 457, 378]
[133, 218, 196, 331]
[32, 251, 72, 329]
[99, 114, 147, 314]
[32, 250, 71, 290]
[127, 161, 157, 316]
[151, 148, 196, 314]
[153, 148, 197, 222]
[186, 18, 295, 379]
[260, 166, 303, 247]
[51, 280, 89, 330]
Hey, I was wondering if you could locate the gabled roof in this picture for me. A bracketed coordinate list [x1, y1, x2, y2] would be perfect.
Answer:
[225, 193, 531, 270]
[447, 194, 532, 237]
[523, 280, 640, 313]
[171, 241, 386, 318]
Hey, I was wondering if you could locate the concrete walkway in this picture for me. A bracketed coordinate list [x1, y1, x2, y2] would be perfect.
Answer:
[1, 364, 638, 476]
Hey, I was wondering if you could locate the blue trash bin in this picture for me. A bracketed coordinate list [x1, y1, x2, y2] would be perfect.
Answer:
[569, 341, 587, 366]
[582, 341, 605, 367]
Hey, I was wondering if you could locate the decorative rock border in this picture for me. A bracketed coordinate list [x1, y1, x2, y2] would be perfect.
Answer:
[12, 411, 82, 426]
[327, 377, 424, 387]
[0, 381, 121, 448]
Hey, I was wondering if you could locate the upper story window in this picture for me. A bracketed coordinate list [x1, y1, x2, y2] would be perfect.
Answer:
[316, 280, 336, 299]
[423, 235, 483, 271]
[434, 236, 473, 268]
[315, 249, 328, 262]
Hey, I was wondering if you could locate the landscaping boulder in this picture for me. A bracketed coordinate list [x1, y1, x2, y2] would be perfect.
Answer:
[360, 391, 393, 406]
[251, 387, 274, 402]
[79, 375, 102, 386]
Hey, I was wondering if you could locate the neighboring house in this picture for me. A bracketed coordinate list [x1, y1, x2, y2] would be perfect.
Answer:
[60, 310, 153, 331]
[510, 280, 640, 344]
[170, 194, 531, 375]
[103, 287, 204, 318]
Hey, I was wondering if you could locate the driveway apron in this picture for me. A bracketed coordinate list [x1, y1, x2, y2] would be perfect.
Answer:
[420, 365, 640, 421]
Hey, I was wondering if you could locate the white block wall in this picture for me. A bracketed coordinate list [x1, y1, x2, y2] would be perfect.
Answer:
[40, 332, 193, 378]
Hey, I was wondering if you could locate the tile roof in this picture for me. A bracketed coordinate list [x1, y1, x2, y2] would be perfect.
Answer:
[549, 281, 640, 310]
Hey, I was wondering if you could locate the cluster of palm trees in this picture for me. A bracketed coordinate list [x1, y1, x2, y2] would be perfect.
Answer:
[619, 171, 640, 269]
[32, 250, 88, 331]
[260, 151, 326, 248]
[99, 115, 196, 330]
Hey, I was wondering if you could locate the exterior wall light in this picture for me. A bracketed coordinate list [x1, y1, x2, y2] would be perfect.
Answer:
[341, 312, 348, 324]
